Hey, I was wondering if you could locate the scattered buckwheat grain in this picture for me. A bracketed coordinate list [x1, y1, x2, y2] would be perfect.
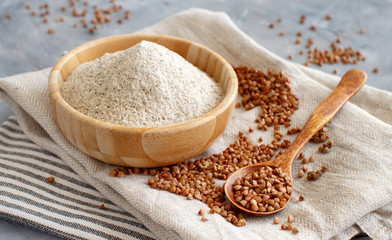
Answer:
[298, 170, 305, 178]
[198, 209, 206, 216]
[299, 14, 306, 24]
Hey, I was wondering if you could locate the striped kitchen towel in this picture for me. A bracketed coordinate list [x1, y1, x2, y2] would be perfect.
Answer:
[0, 116, 156, 240]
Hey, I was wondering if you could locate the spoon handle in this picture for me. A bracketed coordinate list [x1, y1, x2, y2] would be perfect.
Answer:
[280, 69, 367, 167]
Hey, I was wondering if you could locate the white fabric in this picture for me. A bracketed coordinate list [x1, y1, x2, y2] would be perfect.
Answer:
[1, 8, 391, 240]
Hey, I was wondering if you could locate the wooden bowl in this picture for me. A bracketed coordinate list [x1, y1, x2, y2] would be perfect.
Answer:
[49, 34, 238, 168]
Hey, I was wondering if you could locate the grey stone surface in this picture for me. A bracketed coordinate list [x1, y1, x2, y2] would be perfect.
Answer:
[0, 0, 390, 239]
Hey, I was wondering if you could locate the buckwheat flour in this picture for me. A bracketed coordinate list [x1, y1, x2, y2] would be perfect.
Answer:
[61, 40, 224, 127]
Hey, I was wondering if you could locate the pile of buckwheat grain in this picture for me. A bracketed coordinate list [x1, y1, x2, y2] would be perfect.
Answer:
[110, 64, 336, 231]
[111, 66, 306, 227]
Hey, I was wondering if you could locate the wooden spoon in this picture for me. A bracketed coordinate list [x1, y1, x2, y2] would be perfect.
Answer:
[224, 69, 367, 215]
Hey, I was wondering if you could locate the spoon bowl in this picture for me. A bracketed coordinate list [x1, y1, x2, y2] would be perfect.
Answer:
[224, 158, 293, 215]
[224, 69, 367, 215]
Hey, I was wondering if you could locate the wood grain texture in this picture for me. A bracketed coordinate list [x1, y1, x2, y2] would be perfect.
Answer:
[49, 34, 238, 168]
[224, 69, 367, 215]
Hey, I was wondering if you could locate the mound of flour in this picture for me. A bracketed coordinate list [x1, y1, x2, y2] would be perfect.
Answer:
[61, 40, 224, 127]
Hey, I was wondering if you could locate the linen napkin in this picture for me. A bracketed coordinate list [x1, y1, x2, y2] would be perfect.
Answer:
[1, 8, 392, 240]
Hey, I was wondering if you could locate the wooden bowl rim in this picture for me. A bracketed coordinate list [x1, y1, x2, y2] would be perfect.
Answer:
[49, 34, 238, 133]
